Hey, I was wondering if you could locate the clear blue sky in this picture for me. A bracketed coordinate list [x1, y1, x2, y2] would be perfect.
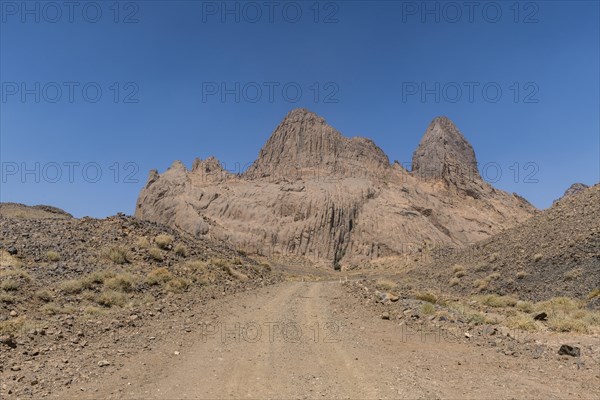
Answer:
[1, 1, 598, 217]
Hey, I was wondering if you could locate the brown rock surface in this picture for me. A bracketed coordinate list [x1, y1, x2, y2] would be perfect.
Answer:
[410, 184, 600, 303]
[135, 109, 536, 267]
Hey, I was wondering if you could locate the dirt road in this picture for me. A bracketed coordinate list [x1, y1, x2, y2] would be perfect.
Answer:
[58, 281, 599, 399]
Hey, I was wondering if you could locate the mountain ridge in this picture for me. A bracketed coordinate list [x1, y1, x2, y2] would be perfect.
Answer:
[135, 109, 536, 267]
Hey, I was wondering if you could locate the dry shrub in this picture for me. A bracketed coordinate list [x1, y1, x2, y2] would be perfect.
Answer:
[96, 290, 127, 307]
[149, 247, 164, 261]
[102, 247, 129, 264]
[105, 273, 136, 292]
[146, 267, 173, 285]
[174, 244, 188, 257]
[155, 234, 174, 250]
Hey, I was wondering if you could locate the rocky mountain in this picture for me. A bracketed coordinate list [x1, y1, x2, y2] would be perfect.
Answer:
[554, 183, 590, 204]
[135, 109, 536, 267]
[409, 184, 600, 304]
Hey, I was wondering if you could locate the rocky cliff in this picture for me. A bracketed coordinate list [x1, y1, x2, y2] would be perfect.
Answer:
[135, 109, 536, 267]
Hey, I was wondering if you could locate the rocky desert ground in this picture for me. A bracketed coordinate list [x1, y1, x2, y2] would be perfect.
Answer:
[1, 109, 598, 399]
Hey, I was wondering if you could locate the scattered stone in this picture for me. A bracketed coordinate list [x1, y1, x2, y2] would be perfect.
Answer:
[533, 312, 548, 321]
[558, 345, 580, 357]
[9, 310, 18, 317]
[11, 365, 21, 371]
[0, 335, 17, 349]
[7, 246, 18, 255]
[98, 360, 111, 367]
[381, 312, 390, 320]
[464, 332, 472, 339]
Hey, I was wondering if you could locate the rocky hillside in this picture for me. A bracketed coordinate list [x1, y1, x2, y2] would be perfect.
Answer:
[408, 184, 600, 304]
[135, 109, 536, 267]
[553, 183, 590, 204]
[0, 209, 278, 397]
[0, 203, 73, 219]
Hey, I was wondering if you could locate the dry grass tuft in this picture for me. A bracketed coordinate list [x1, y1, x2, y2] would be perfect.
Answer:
[146, 267, 173, 285]
[415, 291, 437, 304]
[166, 277, 190, 293]
[174, 244, 188, 257]
[148, 247, 164, 261]
[105, 273, 136, 293]
[102, 246, 129, 264]
[96, 290, 127, 307]
[375, 278, 397, 291]
[155, 234, 174, 250]
[46, 251, 60, 261]
[563, 268, 583, 281]
[421, 302, 435, 315]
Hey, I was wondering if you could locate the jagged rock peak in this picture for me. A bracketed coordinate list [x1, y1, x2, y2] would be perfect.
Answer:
[411, 116, 481, 183]
[244, 108, 389, 179]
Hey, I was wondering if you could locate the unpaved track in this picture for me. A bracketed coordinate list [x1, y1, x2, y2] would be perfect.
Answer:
[59, 281, 599, 399]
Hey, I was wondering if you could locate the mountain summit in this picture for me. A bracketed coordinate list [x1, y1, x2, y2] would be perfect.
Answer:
[412, 116, 481, 186]
[245, 108, 389, 179]
[136, 109, 535, 267]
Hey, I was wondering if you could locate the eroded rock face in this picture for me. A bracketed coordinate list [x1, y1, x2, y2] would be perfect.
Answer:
[135, 109, 536, 267]
[245, 108, 390, 180]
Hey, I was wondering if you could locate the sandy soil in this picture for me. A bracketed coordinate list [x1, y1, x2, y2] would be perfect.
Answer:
[55, 280, 600, 400]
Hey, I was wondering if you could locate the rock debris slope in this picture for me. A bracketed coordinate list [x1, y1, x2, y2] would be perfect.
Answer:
[410, 184, 600, 303]
[136, 109, 536, 267]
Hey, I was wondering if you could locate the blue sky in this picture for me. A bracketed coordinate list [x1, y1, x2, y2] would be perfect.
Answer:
[1, 0, 598, 217]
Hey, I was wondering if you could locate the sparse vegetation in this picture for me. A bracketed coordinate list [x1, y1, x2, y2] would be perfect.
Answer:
[516, 300, 534, 313]
[84, 305, 107, 317]
[452, 264, 464, 274]
[506, 314, 538, 331]
[210, 258, 228, 268]
[259, 262, 272, 271]
[0, 268, 31, 281]
[174, 243, 188, 257]
[548, 316, 589, 333]
[452, 264, 466, 277]
[474, 264, 488, 272]
[149, 247, 164, 261]
[46, 250, 60, 261]
[0, 316, 26, 335]
[136, 236, 150, 248]
[516, 271, 527, 279]
[60, 279, 87, 294]
[421, 302, 435, 315]
[96, 290, 127, 307]
[473, 273, 500, 291]
[102, 246, 129, 264]
[415, 291, 437, 304]
[1, 279, 21, 291]
[588, 288, 600, 299]
[232, 257, 243, 265]
[166, 277, 190, 293]
[0, 293, 17, 303]
[40, 302, 76, 315]
[105, 273, 136, 293]
[224, 265, 249, 281]
[478, 294, 518, 308]
[563, 267, 583, 281]
[146, 267, 173, 285]
[155, 234, 174, 250]
[375, 278, 397, 291]
[35, 289, 53, 302]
